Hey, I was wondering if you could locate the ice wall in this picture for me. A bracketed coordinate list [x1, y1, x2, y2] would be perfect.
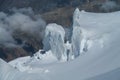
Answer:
[42, 9, 87, 60]
[43, 23, 67, 61]
[69, 8, 82, 59]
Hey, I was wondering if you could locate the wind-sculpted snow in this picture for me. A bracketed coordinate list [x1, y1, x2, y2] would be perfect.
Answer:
[1, 8, 120, 80]
[0, 58, 49, 80]
[0, 59, 19, 80]
[87, 68, 120, 80]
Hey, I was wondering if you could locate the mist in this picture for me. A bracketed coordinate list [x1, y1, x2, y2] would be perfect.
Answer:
[0, 7, 46, 47]
[101, 1, 119, 12]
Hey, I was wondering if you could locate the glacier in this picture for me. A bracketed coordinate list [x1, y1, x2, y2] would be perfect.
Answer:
[1, 8, 120, 80]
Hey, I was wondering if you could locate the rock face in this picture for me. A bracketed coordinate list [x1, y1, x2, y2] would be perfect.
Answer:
[0, 46, 28, 62]
[0, 0, 79, 13]
[0, 30, 44, 62]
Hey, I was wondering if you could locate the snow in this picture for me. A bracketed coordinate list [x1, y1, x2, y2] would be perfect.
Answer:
[1, 8, 120, 80]
[33, 50, 57, 62]
[0, 59, 19, 80]
[9, 56, 30, 66]
[87, 68, 120, 80]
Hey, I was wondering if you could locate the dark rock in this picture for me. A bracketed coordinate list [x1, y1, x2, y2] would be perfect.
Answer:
[0, 46, 28, 62]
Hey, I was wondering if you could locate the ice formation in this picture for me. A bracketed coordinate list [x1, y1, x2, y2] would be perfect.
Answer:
[42, 9, 88, 60]
[70, 8, 81, 59]
[43, 23, 67, 61]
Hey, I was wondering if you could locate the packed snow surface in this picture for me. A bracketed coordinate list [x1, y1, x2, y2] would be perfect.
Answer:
[1, 8, 120, 80]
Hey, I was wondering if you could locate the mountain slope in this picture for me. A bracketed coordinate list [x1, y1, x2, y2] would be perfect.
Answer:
[1, 9, 120, 80]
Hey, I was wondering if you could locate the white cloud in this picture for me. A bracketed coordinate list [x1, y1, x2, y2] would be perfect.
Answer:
[101, 1, 119, 12]
[0, 27, 15, 44]
[0, 8, 46, 47]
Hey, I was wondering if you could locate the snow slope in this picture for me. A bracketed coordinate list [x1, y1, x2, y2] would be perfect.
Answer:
[1, 8, 120, 80]
[87, 68, 120, 80]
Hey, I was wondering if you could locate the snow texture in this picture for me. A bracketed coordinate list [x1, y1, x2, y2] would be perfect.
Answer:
[0, 59, 19, 80]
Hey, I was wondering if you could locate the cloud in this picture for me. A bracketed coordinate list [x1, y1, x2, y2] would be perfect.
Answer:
[101, 1, 119, 12]
[0, 8, 46, 47]
[0, 27, 15, 44]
